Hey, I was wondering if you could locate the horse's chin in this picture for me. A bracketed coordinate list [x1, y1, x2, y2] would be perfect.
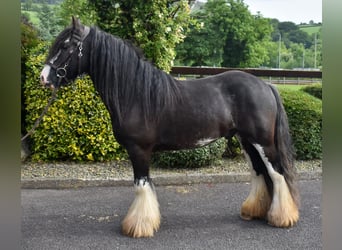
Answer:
[48, 84, 56, 90]
[42, 82, 56, 90]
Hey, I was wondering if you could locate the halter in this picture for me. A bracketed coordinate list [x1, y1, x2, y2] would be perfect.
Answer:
[47, 26, 90, 87]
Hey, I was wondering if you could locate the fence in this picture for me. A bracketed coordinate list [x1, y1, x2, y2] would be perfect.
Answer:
[170, 66, 322, 85]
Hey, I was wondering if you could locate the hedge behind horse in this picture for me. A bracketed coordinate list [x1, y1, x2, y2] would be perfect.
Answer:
[40, 18, 299, 238]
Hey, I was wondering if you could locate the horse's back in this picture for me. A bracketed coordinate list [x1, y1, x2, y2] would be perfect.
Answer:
[180, 70, 275, 108]
[180, 70, 271, 95]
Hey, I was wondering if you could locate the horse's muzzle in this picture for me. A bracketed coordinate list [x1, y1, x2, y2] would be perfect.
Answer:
[40, 65, 55, 89]
[40, 76, 55, 90]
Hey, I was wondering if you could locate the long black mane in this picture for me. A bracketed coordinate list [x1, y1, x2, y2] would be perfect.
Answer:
[89, 27, 182, 124]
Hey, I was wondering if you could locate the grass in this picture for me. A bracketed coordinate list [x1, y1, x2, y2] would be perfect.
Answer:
[275, 84, 307, 91]
[299, 25, 321, 36]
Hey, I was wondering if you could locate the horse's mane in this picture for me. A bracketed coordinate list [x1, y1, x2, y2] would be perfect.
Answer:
[89, 27, 182, 124]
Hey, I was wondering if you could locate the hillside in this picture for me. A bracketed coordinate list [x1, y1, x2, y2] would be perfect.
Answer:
[299, 25, 322, 35]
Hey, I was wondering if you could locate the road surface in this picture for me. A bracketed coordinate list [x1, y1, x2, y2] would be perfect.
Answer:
[22, 180, 321, 249]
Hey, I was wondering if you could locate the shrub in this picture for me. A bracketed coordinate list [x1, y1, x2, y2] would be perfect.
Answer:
[301, 83, 322, 99]
[152, 138, 227, 168]
[222, 135, 241, 158]
[279, 88, 322, 160]
[24, 45, 127, 162]
[21, 16, 41, 134]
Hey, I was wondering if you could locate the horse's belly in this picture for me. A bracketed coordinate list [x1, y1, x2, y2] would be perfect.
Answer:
[154, 129, 221, 152]
[153, 139, 218, 152]
[194, 137, 218, 147]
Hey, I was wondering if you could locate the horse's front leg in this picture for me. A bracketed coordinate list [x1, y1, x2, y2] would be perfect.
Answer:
[121, 144, 160, 238]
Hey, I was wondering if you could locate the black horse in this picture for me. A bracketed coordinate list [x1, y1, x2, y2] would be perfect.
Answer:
[40, 18, 299, 238]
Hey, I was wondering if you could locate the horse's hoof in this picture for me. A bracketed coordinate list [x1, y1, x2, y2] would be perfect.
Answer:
[240, 213, 253, 221]
[122, 217, 159, 238]
[267, 209, 299, 228]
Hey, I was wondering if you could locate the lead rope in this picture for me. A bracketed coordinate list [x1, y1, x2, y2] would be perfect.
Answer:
[21, 86, 59, 142]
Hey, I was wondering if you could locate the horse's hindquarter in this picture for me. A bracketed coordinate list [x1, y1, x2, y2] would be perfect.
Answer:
[218, 71, 278, 143]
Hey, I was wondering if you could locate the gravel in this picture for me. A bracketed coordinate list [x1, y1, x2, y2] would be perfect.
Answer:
[21, 157, 322, 181]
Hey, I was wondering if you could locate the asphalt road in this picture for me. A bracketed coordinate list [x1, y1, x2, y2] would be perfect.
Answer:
[21, 180, 321, 250]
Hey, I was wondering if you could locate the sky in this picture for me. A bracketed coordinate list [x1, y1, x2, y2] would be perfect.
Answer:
[241, 0, 322, 24]
[199, 0, 322, 24]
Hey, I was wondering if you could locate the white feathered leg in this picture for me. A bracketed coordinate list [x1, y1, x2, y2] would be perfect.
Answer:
[253, 144, 299, 227]
[240, 151, 271, 220]
[122, 178, 161, 238]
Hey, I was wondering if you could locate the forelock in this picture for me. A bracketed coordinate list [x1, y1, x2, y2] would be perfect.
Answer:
[46, 27, 73, 63]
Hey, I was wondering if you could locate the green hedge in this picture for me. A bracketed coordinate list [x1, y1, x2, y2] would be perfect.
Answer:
[24, 45, 127, 162]
[301, 83, 322, 99]
[152, 138, 226, 168]
[279, 88, 322, 160]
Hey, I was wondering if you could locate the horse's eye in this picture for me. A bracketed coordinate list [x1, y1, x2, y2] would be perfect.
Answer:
[62, 38, 71, 49]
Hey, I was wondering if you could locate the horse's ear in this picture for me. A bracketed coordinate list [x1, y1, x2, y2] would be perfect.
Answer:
[71, 16, 82, 30]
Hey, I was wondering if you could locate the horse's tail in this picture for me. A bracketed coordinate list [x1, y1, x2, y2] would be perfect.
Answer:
[268, 84, 299, 206]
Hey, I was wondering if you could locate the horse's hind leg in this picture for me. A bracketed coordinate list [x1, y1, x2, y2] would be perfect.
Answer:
[240, 139, 299, 227]
[121, 144, 160, 238]
[239, 139, 272, 221]
[241, 140, 299, 227]
[252, 144, 299, 227]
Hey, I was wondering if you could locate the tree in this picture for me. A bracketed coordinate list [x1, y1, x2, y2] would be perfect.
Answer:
[88, 0, 194, 72]
[57, 0, 97, 27]
[175, 21, 213, 66]
[175, 0, 272, 68]
[241, 14, 273, 67]
[201, 0, 228, 66]
[175, 4, 216, 66]
[263, 41, 279, 68]
[267, 20, 322, 69]
[287, 29, 312, 48]
[23, 0, 33, 11]
[37, 3, 62, 40]
[272, 20, 312, 49]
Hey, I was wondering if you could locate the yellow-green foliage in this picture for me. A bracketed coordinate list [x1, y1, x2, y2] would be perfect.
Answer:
[24, 45, 127, 162]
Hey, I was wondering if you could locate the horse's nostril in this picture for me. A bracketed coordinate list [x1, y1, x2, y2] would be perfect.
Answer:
[40, 74, 46, 83]
[40, 65, 51, 85]
[40, 75, 49, 85]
